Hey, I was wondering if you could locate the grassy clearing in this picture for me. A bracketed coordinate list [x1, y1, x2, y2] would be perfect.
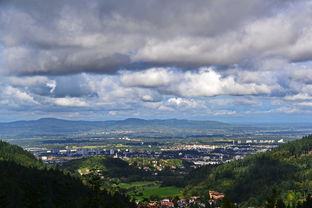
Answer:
[118, 181, 157, 189]
[129, 185, 181, 201]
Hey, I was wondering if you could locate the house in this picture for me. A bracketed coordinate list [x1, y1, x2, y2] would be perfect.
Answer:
[189, 196, 200, 203]
[177, 199, 187, 206]
[147, 201, 160, 208]
[161, 201, 174, 208]
[209, 191, 225, 200]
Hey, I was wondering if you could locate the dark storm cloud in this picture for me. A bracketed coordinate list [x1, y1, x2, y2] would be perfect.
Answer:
[1, 0, 310, 75]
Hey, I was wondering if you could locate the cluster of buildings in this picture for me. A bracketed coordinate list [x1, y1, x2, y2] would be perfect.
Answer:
[128, 159, 184, 172]
[236, 139, 284, 144]
[28, 138, 285, 166]
[137, 191, 225, 208]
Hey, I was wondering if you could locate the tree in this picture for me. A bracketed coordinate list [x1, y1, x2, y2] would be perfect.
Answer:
[149, 194, 160, 201]
[221, 195, 236, 208]
[301, 195, 312, 208]
[265, 188, 279, 208]
[276, 199, 286, 208]
[0, 191, 10, 208]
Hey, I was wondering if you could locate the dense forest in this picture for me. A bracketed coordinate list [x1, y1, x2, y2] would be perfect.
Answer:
[0, 141, 135, 208]
[184, 135, 312, 207]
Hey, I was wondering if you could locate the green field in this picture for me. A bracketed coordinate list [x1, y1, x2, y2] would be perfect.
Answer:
[129, 185, 181, 201]
[116, 180, 181, 201]
[118, 181, 157, 189]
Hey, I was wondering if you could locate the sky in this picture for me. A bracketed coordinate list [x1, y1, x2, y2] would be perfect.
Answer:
[1, 0, 312, 123]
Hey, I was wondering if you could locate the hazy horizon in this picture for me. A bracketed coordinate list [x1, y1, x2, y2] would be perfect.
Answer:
[2, 117, 312, 126]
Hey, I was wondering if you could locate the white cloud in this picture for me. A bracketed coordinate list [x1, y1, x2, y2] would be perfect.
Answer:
[210, 98, 261, 107]
[284, 93, 312, 101]
[290, 68, 312, 83]
[165, 68, 272, 97]
[2, 86, 38, 104]
[51, 97, 89, 107]
[167, 97, 204, 109]
[121, 68, 176, 87]
[271, 107, 300, 114]
[46, 80, 56, 93]
[296, 102, 312, 107]
[158, 105, 175, 111]
[141, 94, 161, 102]
[108, 111, 118, 116]
[212, 110, 237, 116]
[120, 67, 274, 97]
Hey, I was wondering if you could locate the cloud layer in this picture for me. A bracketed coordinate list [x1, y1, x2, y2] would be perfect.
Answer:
[0, 64, 312, 121]
[2, 0, 312, 121]
[1, 0, 312, 75]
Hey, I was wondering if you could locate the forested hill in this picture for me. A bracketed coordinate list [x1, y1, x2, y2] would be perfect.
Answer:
[0, 141, 135, 208]
[62, 156, 146, 180]
[184, 134, 312, 207]
[0, 141, 41, 167]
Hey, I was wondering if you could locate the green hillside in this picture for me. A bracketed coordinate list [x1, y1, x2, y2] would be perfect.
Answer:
[0, 141, 41, 167]
[0, 141, 135, 208]
[62, 156, 148, 181]
[184, 135, 312, 207]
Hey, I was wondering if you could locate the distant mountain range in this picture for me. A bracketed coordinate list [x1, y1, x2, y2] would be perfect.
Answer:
[0, 118, 229, 137]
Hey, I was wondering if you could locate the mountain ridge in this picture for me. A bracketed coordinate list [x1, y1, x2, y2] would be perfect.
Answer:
[2, 117, 228, 124]
[0, 117, 230, 137]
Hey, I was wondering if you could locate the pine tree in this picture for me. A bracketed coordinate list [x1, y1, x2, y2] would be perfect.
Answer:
[276, 199, 286, 208]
